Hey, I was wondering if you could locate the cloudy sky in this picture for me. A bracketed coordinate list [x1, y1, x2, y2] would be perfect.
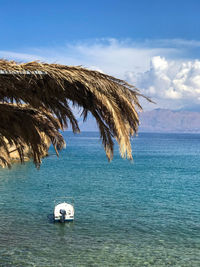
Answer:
[1, 0, 200, 111]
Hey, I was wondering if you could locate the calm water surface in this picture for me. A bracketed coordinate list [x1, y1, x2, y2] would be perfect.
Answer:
[0, 132, 200, 266]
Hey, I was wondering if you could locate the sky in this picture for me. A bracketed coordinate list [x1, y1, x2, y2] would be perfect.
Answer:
[1, 0, 200, 111]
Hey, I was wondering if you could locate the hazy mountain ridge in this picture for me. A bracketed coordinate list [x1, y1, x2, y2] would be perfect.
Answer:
[77, 109, 200, 133]
[139, 109, 200, 133]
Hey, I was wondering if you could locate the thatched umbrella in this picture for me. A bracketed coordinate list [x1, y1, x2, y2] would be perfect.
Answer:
[0, 59, 149, 168]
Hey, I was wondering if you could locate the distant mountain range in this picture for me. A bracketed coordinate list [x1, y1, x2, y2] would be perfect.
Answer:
[77, 108, 200, 133]
[139, 109, 200, 133]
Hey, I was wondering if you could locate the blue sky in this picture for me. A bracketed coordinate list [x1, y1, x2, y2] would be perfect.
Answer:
[1, 0, 200, 110]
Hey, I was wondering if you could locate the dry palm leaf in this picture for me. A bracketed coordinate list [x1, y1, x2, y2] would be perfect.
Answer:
[0, 59, 150, 168]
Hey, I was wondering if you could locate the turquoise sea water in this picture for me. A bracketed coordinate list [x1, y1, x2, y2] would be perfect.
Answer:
[0, 132, 200, 266]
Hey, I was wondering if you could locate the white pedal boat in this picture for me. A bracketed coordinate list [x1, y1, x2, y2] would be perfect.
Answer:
[54, 198, 74, 222]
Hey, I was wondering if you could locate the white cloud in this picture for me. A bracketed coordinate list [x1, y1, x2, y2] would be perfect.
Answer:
[0, 51, 45, 61]
[0, 39, 179, 78]
[140, 38, 200, 49]
[131, 56, 200, 100]
[62, 39, 176, 77]
[125, 56, 200, 110]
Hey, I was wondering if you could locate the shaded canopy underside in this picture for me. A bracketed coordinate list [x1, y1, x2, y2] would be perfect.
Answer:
[0, 59, 149, 168]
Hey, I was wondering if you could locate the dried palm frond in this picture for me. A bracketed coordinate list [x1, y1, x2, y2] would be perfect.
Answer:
[0, 103, 65, 168]
[0, 59, 150, 167]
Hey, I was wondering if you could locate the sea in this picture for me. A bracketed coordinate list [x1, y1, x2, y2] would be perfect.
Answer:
[0, 132, 200, 267]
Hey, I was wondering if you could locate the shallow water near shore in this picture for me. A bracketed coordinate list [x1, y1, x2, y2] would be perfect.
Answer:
[0, 132, 200, 266]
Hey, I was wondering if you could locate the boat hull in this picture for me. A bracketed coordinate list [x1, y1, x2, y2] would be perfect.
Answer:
[54, 218, 74, 222]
